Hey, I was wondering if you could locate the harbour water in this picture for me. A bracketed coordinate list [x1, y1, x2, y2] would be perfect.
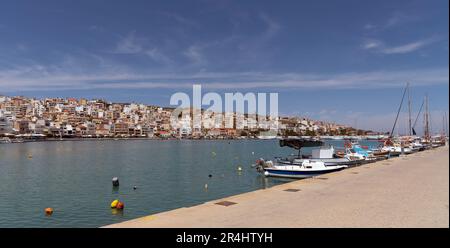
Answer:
[0, 139, 378, 227]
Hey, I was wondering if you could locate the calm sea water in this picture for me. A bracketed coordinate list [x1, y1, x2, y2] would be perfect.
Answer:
[0, 139, 377, 227]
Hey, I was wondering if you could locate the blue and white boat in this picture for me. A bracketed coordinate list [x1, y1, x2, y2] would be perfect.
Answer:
[254, 138, 349, 179]
[257, 159, 347, 179]
[276, 138, 356, 166]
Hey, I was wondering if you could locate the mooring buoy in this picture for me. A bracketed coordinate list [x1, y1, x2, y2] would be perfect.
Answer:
[45, 208, 53, 215]
[112, 177, 119, 187]
[111, 199, 119, 208]
[116, 201, 124, 210]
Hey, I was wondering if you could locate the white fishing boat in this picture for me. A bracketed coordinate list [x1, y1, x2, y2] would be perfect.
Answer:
[256, 159, 347, 179]
[254, 138, 351, 179]
[0, 137, 12, 144]
[277, 145, 357, 166]
[257, 130, 278, 140]
[338, 142, 379, 162]
[343, 148, 368, 161]
[256, 135, 277, 140]
[381, 146, 401, 156]
[409, 138, 425, 151]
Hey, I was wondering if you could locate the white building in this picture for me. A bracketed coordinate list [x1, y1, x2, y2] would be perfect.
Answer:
[0, 117, 13, 135]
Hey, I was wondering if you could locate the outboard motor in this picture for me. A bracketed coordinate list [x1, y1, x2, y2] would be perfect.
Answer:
[255, 158, 265, 166]
[255, 158, 273, 173]
[255, 158, 265, 172]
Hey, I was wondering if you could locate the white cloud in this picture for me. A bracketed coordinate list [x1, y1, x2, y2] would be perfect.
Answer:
[162, 12, 199, 29]
[0, 61, 447, 92]
[145, 48, 172, 65]
[362, 12, 434, 55]
[112, 31, 172, 64]
[380, 37, 439, 54]
[343, 110, 449, 134]
[362, 39, 382, 49]
[113, 31, 144, 54]
[16, 43, 28, 51]
[259, 12, 281, 39]
[362, 36, 441, 55]
[183, 45, 205, 65]
[385, 12, 415, 29]
[303, 108, 449, 133]
[88, 25, 105, 32]
[363, 24, 377, 30]
[363, 12, 417, 33]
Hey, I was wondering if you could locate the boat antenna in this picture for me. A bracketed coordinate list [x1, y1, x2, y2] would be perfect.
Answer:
[389, 84, 408, 138]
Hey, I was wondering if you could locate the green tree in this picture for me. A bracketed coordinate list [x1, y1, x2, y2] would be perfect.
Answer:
[284, 129, 298, 136]
[305, 129, 316, 136]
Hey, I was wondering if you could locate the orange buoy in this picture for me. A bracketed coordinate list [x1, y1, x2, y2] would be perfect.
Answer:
[116, 201, 124, 210]
[45, 208, 54, 215]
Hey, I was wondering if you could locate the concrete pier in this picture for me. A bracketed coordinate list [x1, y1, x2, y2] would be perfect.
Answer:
[105, 146, 449, 228]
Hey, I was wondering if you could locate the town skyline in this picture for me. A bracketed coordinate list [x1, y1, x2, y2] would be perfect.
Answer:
[1, 90, 447, 135]
[1, 94, 389, 140]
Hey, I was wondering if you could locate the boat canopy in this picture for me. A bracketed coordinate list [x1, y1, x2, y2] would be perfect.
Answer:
[279, 138, 323, 150]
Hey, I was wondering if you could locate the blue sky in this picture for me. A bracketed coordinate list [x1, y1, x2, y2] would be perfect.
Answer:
[0, 0, 448, 133]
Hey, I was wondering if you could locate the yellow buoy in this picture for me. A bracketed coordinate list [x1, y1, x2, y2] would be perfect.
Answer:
[237, 166, 242, 171]
[110, 199, 119, 208]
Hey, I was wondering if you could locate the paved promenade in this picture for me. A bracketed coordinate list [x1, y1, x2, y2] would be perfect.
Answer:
[105, 146, 449, 228]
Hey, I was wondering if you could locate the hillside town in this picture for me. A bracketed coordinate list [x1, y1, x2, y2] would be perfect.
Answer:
[0, 95, 379, 141]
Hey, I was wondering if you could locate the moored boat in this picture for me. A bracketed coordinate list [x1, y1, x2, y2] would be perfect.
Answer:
[0, 137, 12, 144]
[277, 138, 356, 166]
[256, 159, 347, 179]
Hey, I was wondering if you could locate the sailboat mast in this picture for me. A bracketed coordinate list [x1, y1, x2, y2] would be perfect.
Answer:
[443, 114, 446, 136]
[412, 98, 424, 135]
[429, 111, 433, 136]
[390, 84, 408, 138]
[407, 82, 412, 136]
[424, 95, 430, 140]
[445, 112, 449, 137]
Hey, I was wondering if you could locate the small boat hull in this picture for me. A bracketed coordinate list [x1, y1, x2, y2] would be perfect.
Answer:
[372, 150, 389, 157]
[263, 166, 346, 179]
[277, 157, 358, 167]
[387, 151, 401, 157]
